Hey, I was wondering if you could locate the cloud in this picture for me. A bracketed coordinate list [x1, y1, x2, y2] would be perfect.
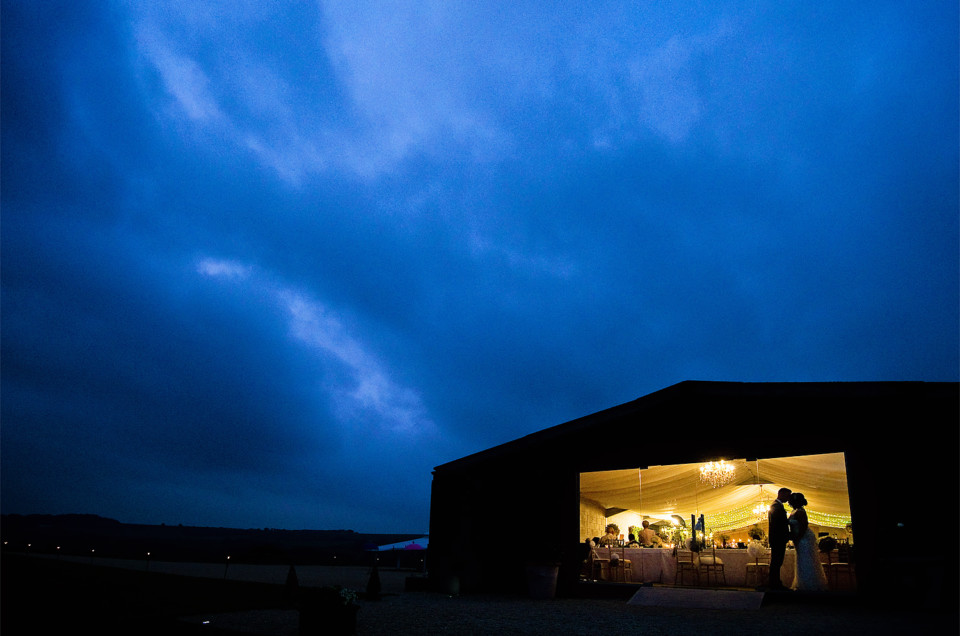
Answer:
[128, 0, 514, 183]
[316, 1, 515, 175]
[197, 256, 437, 439]
[143, 42, 224, 123]
[630, 34, 708, 144]
[1, 0, 956, 533]
[196, 258, 252, 279]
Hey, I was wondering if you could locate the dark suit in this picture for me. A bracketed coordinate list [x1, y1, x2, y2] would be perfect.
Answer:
[767, 499, 788, 588]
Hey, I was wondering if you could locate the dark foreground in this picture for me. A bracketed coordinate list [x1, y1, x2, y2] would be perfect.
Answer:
[3, 554, 955, 635]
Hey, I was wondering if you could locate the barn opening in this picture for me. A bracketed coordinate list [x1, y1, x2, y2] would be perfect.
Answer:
[580, 452, 852, 548]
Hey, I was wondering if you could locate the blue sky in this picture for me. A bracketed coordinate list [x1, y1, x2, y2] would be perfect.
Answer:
[2, 1, 957, 532]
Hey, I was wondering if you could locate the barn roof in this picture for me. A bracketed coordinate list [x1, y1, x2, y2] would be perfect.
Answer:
[434, 380, 956, 476]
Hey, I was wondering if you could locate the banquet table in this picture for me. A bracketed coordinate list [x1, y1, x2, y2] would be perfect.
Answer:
[591, 547, 796, 587]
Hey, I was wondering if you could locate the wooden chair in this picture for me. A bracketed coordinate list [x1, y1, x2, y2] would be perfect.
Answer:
[608, 550, 634, 582]
[674, 549, 699, 585]
[744, 549, 771, 587]
[825, 543, 855, 589]
[697, 547, 726, 586]
[588, 551, 608, 581]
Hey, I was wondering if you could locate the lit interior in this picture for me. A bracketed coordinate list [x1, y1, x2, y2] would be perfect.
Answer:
[580, 452, 852, 546]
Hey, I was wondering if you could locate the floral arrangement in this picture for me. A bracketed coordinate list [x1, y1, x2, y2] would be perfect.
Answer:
[747, 540, 764, 558]
[818, 536, 838, 553]
[669, 526, 688, 547]
[747, 525, 765, 541]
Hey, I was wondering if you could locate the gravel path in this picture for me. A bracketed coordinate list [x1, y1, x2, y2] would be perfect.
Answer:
[40, 556, 953, 635]
[186, 590, 953, 636]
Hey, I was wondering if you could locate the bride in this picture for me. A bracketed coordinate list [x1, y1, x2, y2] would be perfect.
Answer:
[788, 492, 829, 591]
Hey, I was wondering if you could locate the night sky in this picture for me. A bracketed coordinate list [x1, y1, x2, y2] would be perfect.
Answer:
[2, 1, 957, 533]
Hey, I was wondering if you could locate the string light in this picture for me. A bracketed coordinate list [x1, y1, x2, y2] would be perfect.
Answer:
[703, 504, 852, 533]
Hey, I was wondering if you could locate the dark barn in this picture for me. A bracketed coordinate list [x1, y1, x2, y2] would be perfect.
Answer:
[428, 381, 958, 607]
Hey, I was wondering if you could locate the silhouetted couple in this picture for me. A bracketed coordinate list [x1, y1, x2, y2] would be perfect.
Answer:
[768, 487, 828, 591]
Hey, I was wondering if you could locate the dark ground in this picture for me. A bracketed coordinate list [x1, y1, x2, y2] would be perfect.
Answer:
[2, 553, 289, 634]
[3, 553, 956, 635]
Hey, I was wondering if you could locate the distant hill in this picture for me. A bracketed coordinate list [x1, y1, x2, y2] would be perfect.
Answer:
[0, 514, 426, 566]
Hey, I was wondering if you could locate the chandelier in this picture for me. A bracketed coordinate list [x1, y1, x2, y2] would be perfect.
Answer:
[699, 460, 736, 488]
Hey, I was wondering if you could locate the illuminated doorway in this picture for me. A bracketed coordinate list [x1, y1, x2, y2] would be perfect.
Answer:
[579, 452, 853, 548]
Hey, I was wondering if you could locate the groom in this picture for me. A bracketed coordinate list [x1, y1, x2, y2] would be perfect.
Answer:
[767, 487, 792, 590]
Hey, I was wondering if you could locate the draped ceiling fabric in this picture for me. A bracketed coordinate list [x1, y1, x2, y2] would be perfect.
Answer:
[580, 452, 851, 532]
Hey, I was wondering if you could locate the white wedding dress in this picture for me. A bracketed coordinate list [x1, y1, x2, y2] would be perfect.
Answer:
[790, 518, 829, 591]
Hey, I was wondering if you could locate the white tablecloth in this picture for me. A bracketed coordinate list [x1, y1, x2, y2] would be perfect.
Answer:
[592, 547, 797, 587]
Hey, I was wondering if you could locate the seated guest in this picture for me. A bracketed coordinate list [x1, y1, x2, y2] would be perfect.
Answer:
[626, 533, 641, 548]
[639, 520, 662, 547]
[598, 524, 620, 546]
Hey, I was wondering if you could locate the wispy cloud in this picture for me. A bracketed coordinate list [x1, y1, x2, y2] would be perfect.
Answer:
[317, 1, 513, 175]
[196, 258, 252, 279]
[630, 35, 705, 144]
[135, 28, 224, 124]
[197, 256, 435, 439]
[129, 1, 511, 183]
[282, 290, 435, 437]
[625, 21, 736, 144]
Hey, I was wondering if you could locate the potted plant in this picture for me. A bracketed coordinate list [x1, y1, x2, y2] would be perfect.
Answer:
[524, 543, 562, 599]
[299, 585, 359, 636]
